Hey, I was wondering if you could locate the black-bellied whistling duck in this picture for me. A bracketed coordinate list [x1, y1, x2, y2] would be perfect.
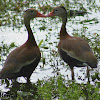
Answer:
[46, 6, 97, 80]
[0, 8, 46, 83]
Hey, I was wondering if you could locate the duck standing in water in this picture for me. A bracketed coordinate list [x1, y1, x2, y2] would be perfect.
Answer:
[46, 6, 97, 80]
[0, 8, 46, 83]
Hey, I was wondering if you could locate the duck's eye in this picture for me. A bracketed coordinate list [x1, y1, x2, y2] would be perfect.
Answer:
[55, 9, 58, 12]
[30, 10, 33, 13]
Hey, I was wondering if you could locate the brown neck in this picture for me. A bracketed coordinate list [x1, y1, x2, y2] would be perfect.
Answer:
[24, 20, 37, 46]
[60, 16, 69, 38]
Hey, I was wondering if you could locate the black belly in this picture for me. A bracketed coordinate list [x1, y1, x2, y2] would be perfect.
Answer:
[8, 57, 40, 79]
[59, 48, 85, 68]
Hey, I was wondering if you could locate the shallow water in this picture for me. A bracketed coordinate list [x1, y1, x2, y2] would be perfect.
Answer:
[0, 0, 100, 92]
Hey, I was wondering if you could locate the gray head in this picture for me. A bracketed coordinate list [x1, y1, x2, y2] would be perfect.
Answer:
[24, 8, 46, 24]
[46, 6, 67, 18]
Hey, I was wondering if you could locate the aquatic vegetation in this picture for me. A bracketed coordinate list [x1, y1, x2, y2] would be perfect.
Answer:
[0, 0, 100, 99]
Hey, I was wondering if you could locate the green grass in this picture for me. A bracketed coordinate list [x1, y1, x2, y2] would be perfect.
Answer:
[0, 75, 100, 100]
[0, 0, 100, 99]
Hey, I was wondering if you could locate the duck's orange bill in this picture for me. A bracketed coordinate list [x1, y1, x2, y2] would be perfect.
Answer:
[36, 12, 46, 17]
[46, 11, 55, 17]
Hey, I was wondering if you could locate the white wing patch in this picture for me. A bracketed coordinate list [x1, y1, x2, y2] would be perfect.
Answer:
[61, 48, 86, 62]
[15, 57, 38, 73]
